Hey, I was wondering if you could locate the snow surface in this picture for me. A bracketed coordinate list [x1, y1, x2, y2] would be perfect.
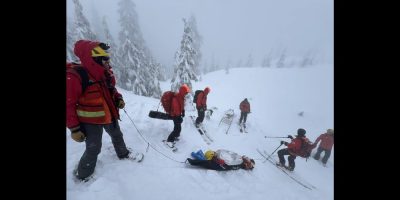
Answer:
[67, 65, 333, 200]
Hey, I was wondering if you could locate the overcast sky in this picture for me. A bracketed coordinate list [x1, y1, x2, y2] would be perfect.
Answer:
[67, 0, 333, 68]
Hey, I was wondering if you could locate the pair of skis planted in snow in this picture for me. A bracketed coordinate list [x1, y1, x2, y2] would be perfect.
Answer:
[256, 148, 316, 190]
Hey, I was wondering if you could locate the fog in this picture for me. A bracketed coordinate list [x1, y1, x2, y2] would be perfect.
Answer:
[67, 0, 333, 68]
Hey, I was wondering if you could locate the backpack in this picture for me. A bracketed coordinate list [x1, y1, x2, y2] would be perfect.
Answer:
[67, 63, 92, 92]
[298, 138, 316, 158]
[193, 90, 203, 103]
[161, 91, 175, 113]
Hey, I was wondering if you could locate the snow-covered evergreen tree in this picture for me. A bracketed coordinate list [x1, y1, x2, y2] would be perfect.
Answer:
[277, 49, 286, 68]
[245, 54, 254, 68]
[71, 0, 97, 41]
[117, 0, 161, 98]
[67, 19, 77, 62]
[171, 18, 199, 92]
[102, 16, 123, 84]
[89, 1, 105, 42]
[261, 50, 273, 67]
[300, 50, 315, 67]
[188, 15, 202, 75]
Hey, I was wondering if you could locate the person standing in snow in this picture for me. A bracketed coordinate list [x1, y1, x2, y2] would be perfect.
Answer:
[195, 87, 211, 128]
[67, 40, 135, 181]
[187, 149, 255, 171]
[277, 128, 311, 171]
[239, 98, 250, 125]
[313, 129, 334, 166]
[166, 84, 190, 144]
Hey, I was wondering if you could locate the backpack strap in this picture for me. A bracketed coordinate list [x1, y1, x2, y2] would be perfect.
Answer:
[67, 65, 92, 92]
[73, 67, 90, 92]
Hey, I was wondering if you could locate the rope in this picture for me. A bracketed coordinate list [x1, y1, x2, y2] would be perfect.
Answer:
[122, 108, 185, 163]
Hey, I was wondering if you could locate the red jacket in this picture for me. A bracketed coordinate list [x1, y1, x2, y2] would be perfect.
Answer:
[196, 91, 208, 109]
[66, 40, 122, 128]
[240, 100, 250, 113]
[314, 133, 334, 150]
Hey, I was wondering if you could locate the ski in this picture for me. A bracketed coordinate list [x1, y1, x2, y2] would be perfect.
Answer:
[198, 123, 214, 142]
[256, 148, 316, 190]
[189, 116, 213, 144]
[162, 140, 178, 152]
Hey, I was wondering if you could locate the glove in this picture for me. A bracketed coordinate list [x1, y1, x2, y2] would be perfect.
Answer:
[182, 110, 185, 117]
[280, 141, 285, 145]
[117, 99, 125, 109]
[70, 126, 86, 142]
[287, 135, 293, 139]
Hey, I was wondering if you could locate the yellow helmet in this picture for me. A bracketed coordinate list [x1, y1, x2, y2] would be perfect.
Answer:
[91, 46, 110, 57]
[204, 150, 215, 160]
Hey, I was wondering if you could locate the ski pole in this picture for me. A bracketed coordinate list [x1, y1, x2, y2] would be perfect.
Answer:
[264, 136, 289, 138]
[264, 143, 283, 162]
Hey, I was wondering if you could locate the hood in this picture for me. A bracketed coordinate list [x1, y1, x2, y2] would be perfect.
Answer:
[73, 40, 106, 81]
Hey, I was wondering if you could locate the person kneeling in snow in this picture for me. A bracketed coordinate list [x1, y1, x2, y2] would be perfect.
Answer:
[187, 149, 255, 171]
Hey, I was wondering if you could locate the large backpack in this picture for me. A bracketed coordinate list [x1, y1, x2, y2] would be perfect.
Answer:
[298, 138, 316, 158]
[193, 90, 203, 103]
[161, 91, 175, 113]
[66, 63, 91, 92]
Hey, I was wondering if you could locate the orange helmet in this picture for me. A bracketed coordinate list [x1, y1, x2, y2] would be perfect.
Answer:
[179, 84, 190, 95]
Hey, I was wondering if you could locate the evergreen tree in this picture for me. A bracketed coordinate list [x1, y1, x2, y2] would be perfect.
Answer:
[67, 19, 77, 62]
[245, 54, 254, 68]
[277, 49, 286, 68]
[71, 0, 97, 41]
[117, 0, 161, 98]
[171, 18, 199, 92]
[102, 16, 123, 86]
[89, 1, 105, 41]
[300, 50, 315, 67]
[188, 15, 202, 75]
[261, 50, 273, 67]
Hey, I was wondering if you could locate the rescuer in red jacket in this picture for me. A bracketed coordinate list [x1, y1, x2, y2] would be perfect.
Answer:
[313, 129, 334, 165]
[67, 40, 135, 181]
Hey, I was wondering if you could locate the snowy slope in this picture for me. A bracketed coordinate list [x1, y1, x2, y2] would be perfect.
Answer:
[67, 65, 333, 200]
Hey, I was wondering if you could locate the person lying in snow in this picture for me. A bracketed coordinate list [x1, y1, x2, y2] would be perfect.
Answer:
[187, 149, 255, 171]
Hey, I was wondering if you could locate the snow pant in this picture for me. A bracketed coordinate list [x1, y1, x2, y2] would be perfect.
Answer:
[167, 116, 183, 142]
[277, 148, 297, 169]
[196, 108, 205, 125]
[239, 112, 248, 124]
[76, 121, 129, 180]
[313, 146, 332, 164]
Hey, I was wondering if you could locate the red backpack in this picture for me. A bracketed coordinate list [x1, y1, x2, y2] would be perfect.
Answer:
[161, 91, 175, 113]
[67, 62, 91, 93]
[298, 138, 317, 158]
